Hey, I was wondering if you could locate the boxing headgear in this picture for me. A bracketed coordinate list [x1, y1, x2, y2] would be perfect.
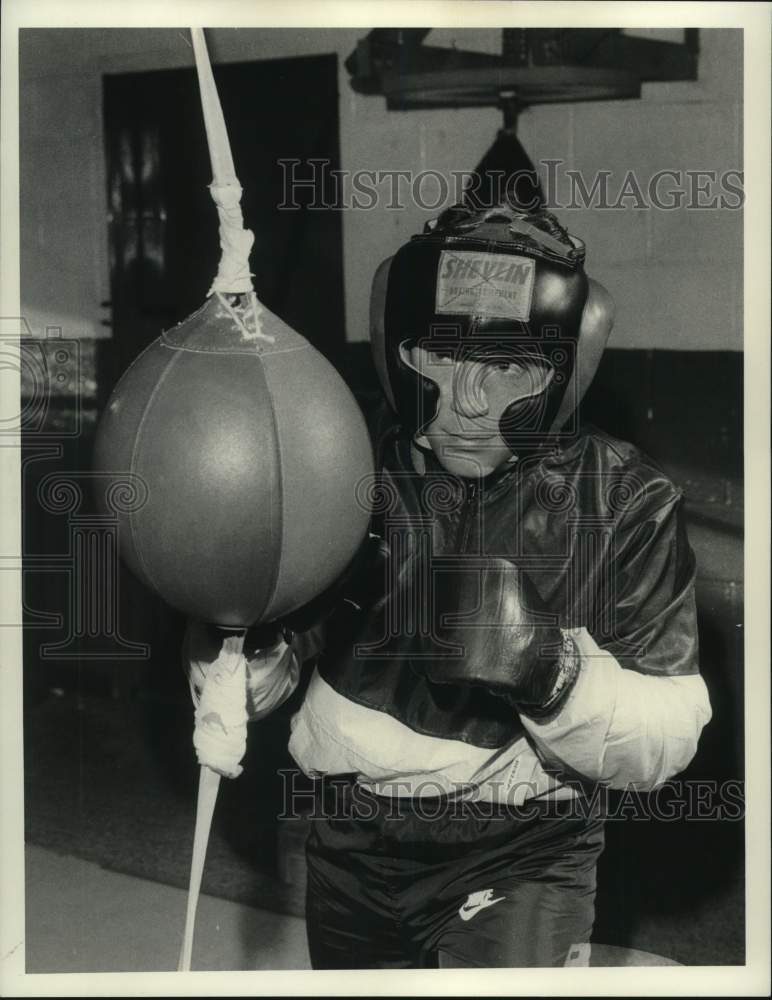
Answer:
[371, 204, 614, 458]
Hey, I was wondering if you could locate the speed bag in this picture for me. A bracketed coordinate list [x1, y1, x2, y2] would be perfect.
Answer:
[93, 295, 374, 627]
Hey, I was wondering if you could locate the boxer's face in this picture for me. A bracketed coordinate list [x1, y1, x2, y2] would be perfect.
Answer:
[400, 343, 554, 478]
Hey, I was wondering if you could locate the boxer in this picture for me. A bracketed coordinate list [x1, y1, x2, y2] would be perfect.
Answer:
[186, 204, 711, 968]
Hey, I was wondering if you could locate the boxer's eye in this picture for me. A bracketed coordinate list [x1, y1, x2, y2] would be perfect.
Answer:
[490, 360, 524, 375]
[427, 349, 455, 364]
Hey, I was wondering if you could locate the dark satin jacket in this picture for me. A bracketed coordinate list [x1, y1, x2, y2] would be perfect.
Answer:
[314, 423, 700, 752]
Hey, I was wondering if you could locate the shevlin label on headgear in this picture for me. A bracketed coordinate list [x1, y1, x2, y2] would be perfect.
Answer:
[435, 251, 535, 321]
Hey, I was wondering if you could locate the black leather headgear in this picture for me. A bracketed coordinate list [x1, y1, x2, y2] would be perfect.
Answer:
[380, 204, 591, 457]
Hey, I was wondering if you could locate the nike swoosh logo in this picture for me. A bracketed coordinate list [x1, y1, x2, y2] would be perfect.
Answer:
[458, 895, 505, 921]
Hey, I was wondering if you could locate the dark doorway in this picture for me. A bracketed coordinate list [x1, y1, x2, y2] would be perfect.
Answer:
[100, 53, 344, 400]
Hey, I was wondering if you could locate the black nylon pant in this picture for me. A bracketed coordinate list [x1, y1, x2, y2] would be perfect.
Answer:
[304, 779, 605, 969]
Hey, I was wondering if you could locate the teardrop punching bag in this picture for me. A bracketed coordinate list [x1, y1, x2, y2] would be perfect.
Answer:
[93, 39, 373, 629]
[93, 297, 373, 626]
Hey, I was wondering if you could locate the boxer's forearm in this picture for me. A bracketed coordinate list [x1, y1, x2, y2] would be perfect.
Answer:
[520, 628, 712, 790]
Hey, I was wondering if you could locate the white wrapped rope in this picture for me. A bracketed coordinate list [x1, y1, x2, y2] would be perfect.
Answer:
[207, 182, 255, 296]
[191, 27, 255, 298]
[179, 629, 248, 971]
[190, 634, 249, 779]
[178, 28, 256, 972]
[178, 765, 220, 972]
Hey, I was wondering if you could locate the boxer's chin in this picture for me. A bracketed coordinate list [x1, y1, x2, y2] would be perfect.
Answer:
[430, 445, 510, 479]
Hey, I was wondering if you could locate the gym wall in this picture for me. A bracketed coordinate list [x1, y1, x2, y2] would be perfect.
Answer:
[19, 27, 741, 351]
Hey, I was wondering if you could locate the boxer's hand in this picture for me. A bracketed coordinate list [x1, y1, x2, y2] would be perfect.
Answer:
[184, 620, 291, 720]
[415, 558, 580, 718]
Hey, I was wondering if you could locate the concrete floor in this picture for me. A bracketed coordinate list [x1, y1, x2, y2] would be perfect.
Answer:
[25, 844, 311, 973]
[24, 844, 687, 975]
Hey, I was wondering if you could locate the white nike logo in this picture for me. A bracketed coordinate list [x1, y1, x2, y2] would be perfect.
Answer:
[458, 889, 506, 921]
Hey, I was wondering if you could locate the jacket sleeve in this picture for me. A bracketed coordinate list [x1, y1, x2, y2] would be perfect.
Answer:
[520, 474, 712, 790]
